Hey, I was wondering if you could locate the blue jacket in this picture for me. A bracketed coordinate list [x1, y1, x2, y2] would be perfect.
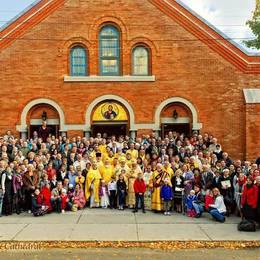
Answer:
[186, 195, 196, 209]
[160, 185, 173, 201]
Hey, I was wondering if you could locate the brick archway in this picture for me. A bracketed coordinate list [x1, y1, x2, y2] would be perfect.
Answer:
[17, 98, 66, 133]
[154, 97, 202, 131]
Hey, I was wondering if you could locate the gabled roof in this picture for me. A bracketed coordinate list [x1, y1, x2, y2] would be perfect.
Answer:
[1, 0, 260, 73]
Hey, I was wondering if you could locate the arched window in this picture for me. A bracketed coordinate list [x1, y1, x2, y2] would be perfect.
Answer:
[70, 46, 87, 76]
[99, 25, 120, 76]
[132, 46, 150, 76]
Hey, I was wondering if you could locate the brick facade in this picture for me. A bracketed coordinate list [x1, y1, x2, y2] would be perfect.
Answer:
[0, 0, 260, 160]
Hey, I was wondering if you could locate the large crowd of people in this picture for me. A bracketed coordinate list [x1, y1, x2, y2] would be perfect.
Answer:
[0, 124, 260, 229]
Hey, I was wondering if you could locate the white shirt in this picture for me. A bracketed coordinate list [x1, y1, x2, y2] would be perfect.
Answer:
[209, 195, 226, 213]
[108, 181, 117, 191]
[73, 160, 86, 170]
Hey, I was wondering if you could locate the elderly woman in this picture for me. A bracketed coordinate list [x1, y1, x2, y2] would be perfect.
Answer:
[72, 184, 86, 210]
[1, 166, 13, 216]
[256, 176, 260, 225]
[208, 188, 226, 222]
[219, 169, 233, 216]
[182, 164, 194, 195]
[234, 172, 247, 216]
[22, 164, 39, 213]
[171, 169, 184, 213]
[241, 176, 258, 221]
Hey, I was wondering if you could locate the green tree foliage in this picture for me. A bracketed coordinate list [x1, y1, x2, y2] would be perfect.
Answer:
[245, 0, 260, 49]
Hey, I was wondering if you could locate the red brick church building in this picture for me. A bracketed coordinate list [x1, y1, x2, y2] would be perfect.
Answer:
[1, 0, 260, 160]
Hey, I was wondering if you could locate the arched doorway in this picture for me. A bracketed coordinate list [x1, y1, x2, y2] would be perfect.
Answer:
[160, 102, 192, 137]
[154, 97, 202, 137]
[27, 104, 60, 138]
[91, 100, 129, 137]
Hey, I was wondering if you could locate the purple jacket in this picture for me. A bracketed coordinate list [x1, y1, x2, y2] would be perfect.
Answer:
[13, 173, 23, 193]
[99, 186, 108, 196]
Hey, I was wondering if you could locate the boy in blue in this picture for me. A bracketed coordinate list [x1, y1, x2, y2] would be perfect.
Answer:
[160, 178, 173, 215]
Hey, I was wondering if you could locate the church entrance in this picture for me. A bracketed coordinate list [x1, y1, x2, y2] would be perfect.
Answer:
[92, 123, 128, 138]
[27, 104, 60, 139]
[160, 102, 193, 138]
[161, 123, 191, 137]
[91, 100, 129, 138]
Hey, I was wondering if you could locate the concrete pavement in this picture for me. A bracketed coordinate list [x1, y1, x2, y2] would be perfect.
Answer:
[0, 209, 259, 241]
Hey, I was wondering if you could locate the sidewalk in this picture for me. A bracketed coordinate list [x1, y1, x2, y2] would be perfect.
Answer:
[0, 209, 259, 241]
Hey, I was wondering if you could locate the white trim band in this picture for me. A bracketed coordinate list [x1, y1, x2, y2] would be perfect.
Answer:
[30, 119, 60, 125]
[64, 75, 156, 82]
[161, 117, 190, 124]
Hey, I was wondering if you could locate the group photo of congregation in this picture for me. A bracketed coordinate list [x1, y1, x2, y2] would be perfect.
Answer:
[0, 122, 259, 232]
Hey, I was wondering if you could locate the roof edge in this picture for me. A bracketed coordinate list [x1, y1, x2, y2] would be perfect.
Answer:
[0, 0, 42, 31]
[176, 0, 260, 57]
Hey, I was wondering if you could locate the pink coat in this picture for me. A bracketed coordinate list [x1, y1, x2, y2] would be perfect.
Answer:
[73, 189, 86, 209]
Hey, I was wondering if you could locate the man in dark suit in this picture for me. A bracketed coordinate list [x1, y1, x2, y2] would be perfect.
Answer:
[201, 164, 214, 191]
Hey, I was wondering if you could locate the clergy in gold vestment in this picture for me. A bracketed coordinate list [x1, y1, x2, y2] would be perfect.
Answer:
[164, 159, 174, 179]
[127, 160, 142, 208]
[151, 163, 170, 211]
[126, 143, 139, 160]
[100, 159, 113, 184]
[114, 157, 129, 180]
[85, 161, 102, 208]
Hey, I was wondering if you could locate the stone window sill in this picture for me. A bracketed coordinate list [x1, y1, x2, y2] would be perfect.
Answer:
[64, 75, 156, 82]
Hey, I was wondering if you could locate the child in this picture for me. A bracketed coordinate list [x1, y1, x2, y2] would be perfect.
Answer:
[61, 188, 69, 213]
[117, 173, 127, 210]
[133, 172, 146, 213]
[205, 189, 214, 211]
[108, 176, 117, 209]
[160, 178, 173, 215]
[186, 190, 197, 217]
[99, 180, 109, 209]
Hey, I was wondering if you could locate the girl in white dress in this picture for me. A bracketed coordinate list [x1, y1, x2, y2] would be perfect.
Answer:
[100, 180, 110, 208]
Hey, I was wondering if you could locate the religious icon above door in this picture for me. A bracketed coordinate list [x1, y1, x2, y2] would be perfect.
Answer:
[92, 101, 128, 121]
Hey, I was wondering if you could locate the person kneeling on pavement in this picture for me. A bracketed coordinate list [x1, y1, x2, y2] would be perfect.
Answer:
[32, 189, 49, 217]
[208, 188, 226, 223]
[192, 185, 204, 218]
[51, 181, 68, 213]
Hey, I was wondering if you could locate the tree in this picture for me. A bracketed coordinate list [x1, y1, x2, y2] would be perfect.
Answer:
[245, 0, 260, 49]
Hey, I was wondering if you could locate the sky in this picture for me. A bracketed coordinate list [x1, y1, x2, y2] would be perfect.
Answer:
[0, 0, 258, 53]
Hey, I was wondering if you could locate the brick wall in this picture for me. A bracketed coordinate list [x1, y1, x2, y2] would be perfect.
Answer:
[246, 104, 260, 161]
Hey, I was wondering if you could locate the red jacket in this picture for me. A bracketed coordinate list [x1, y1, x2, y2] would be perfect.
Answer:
[134, 178, 146, 194]
[241, 184, 259, 209]
[47, 168, 56, 181]
[41, 186, 52, 212]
